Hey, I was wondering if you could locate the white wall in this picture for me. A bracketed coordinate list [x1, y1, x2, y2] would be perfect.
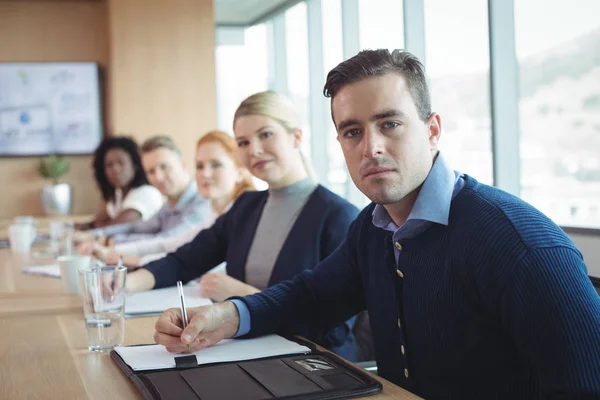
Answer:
[569, 234, 600, 277]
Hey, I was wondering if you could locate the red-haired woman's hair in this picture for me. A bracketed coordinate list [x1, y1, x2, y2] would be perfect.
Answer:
[196, 130, 255, 210]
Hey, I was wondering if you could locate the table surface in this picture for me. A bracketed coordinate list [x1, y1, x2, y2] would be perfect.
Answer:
[0, 247, 421, 399]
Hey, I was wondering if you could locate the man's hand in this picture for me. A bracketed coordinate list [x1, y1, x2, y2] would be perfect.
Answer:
[154, 302, 241, 353]
[199, 273, 260, 302]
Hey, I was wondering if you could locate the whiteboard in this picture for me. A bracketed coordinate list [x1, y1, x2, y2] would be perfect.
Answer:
[0, 62, 103, 156]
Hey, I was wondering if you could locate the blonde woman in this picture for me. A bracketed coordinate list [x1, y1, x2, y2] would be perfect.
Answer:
[82, 131, 255, 268]
[127, 91, 359, 360]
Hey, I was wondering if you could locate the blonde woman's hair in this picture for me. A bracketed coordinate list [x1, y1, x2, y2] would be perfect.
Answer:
[233, 91, 317, 181]
[196, 130, 255, 213]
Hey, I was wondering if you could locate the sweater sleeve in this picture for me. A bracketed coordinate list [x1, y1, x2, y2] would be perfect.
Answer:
[143, 208, 230, 289]
[498, 246, 600, 397]
[233, 216, 366, 341]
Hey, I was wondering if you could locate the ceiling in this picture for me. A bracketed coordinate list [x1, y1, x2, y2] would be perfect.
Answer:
[214, 0, 299, 26]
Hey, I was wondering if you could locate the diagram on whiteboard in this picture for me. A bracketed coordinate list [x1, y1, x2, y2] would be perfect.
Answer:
[0, 63, 102, 156]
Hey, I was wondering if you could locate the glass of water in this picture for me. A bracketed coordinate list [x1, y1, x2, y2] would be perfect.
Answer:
[60, 222, 75, 256]
[79, 265, 127, 352]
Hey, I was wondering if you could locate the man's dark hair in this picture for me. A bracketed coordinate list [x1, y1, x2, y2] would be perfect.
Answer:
[323, 49, 431, 122]
[92, 136, 149, 201]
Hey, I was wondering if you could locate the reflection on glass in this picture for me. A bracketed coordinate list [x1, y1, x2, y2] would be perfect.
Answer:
[285, 2, 311, 158]
[515, 0, 600, 228]
[215, 24, 269, 132]
[359, 0, 404, 51]
[424, 0, 493, 185]
[322, 0, 347, 195]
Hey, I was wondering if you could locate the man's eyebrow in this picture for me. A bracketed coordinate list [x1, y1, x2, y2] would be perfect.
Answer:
[371, 110, 408, 121]
[336, 110, 408, 131]
[337, 119, 361, 131]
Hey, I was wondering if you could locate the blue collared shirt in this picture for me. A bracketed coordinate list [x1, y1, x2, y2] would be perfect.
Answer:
[372, 153, 465, 265]
[233, 152, 465, 337]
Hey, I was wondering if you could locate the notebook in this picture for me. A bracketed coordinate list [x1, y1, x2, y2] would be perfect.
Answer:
[125, 282, 212, 317]
[111, 336, 383, 400]
[20, 266, 211, 316]
[22, 264, 61, 278]
[114, 335, 311, 371]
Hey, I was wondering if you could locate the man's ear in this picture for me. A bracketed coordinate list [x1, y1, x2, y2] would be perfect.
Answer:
[427, 112, 442, 151]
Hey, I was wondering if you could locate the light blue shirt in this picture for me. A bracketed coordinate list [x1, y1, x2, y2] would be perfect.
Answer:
[232, 152, 464, 337]
[91, 180, 211, 244]
[372, 153, 465, 264]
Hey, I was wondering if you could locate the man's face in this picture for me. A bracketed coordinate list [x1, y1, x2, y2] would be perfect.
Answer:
[142, 147, 188, 198]
[332, 73, 440, 205]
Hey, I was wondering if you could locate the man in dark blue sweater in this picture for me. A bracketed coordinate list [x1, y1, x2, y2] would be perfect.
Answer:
[154, 50, 600, 399]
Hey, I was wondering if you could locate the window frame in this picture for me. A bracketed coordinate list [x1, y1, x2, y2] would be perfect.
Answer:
[215, 0, 600, 233]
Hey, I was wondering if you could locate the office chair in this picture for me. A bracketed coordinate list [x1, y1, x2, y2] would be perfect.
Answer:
[591, 276, 600, 296]
[353, 311, 378, 374]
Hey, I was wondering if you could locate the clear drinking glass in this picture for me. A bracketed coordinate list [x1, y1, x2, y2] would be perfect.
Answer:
[60, 222, 75, 256]
[48, 221, 64, 255]
[79, 265, 127, 352]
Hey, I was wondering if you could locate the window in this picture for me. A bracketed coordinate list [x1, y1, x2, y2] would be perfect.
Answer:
[285, 2, 311, 158]
[321, 0, 347, 195]
[358, 0, 404, 51]
[215, 24, 269, 132]
[424, 0, 493, 184]
[515, 0, 600, 228]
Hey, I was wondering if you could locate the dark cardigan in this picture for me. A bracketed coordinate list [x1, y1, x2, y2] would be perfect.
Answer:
[236, 176, 600, 399]
[144, 185, 360, 359]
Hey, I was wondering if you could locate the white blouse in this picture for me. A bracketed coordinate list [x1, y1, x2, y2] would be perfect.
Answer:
[106, 185, 164, 221]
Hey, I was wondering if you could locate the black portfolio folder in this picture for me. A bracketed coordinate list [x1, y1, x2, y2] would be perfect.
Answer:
[111, 339, 382, 400]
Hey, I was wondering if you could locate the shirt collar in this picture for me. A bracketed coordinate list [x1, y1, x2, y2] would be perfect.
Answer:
[174, 180, 199, 210]
[372, 152, 456, 229]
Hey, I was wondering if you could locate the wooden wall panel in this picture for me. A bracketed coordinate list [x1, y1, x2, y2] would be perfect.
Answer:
[0, 1, 108, 218]
[107, 0, 217, 168]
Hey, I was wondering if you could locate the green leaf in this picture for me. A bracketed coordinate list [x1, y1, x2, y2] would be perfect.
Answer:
[38, 155, 70, 183]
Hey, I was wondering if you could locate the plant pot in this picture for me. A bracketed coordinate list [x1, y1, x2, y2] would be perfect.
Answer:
[40, 183, 72, 216]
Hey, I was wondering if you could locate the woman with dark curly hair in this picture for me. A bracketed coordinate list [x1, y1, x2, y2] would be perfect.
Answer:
[79, 136, 163, 229]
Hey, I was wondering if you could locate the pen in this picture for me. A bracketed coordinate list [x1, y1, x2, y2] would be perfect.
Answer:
[177, 281, 190, 350]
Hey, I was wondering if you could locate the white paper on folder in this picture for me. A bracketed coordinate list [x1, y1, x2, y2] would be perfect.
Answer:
[125, 282, 212, 316]
[22, 264, 61, 278]
[114, 335, 311, 371]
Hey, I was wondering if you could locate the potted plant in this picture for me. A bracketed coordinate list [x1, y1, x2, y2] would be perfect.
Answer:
[38, 154, 72, 216]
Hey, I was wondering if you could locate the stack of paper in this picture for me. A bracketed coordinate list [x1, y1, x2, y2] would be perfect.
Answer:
[114, 335, 311, 371]
[22, 264, 61, 278]
[21, 265, 210, 317]
[125, 282, 212, 317]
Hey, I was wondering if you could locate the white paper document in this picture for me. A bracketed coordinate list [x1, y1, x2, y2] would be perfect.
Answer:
[22, 264, 61, 278]
[125, 282, 212, 316]
[114, 335, 311, 371]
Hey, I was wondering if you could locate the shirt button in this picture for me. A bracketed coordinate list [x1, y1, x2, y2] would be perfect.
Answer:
[404, 368, 409, 378]
[395, 242, 402, 251]
[401, 345, 405, 355]
[396, 269, 404, 278]
[397, 318, 401, 328]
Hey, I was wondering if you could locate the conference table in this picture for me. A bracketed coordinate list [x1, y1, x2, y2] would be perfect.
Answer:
[0, 248, 421, 399]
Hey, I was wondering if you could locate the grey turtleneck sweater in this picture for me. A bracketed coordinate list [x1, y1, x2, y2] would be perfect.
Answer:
[244, 177, 318, 290]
